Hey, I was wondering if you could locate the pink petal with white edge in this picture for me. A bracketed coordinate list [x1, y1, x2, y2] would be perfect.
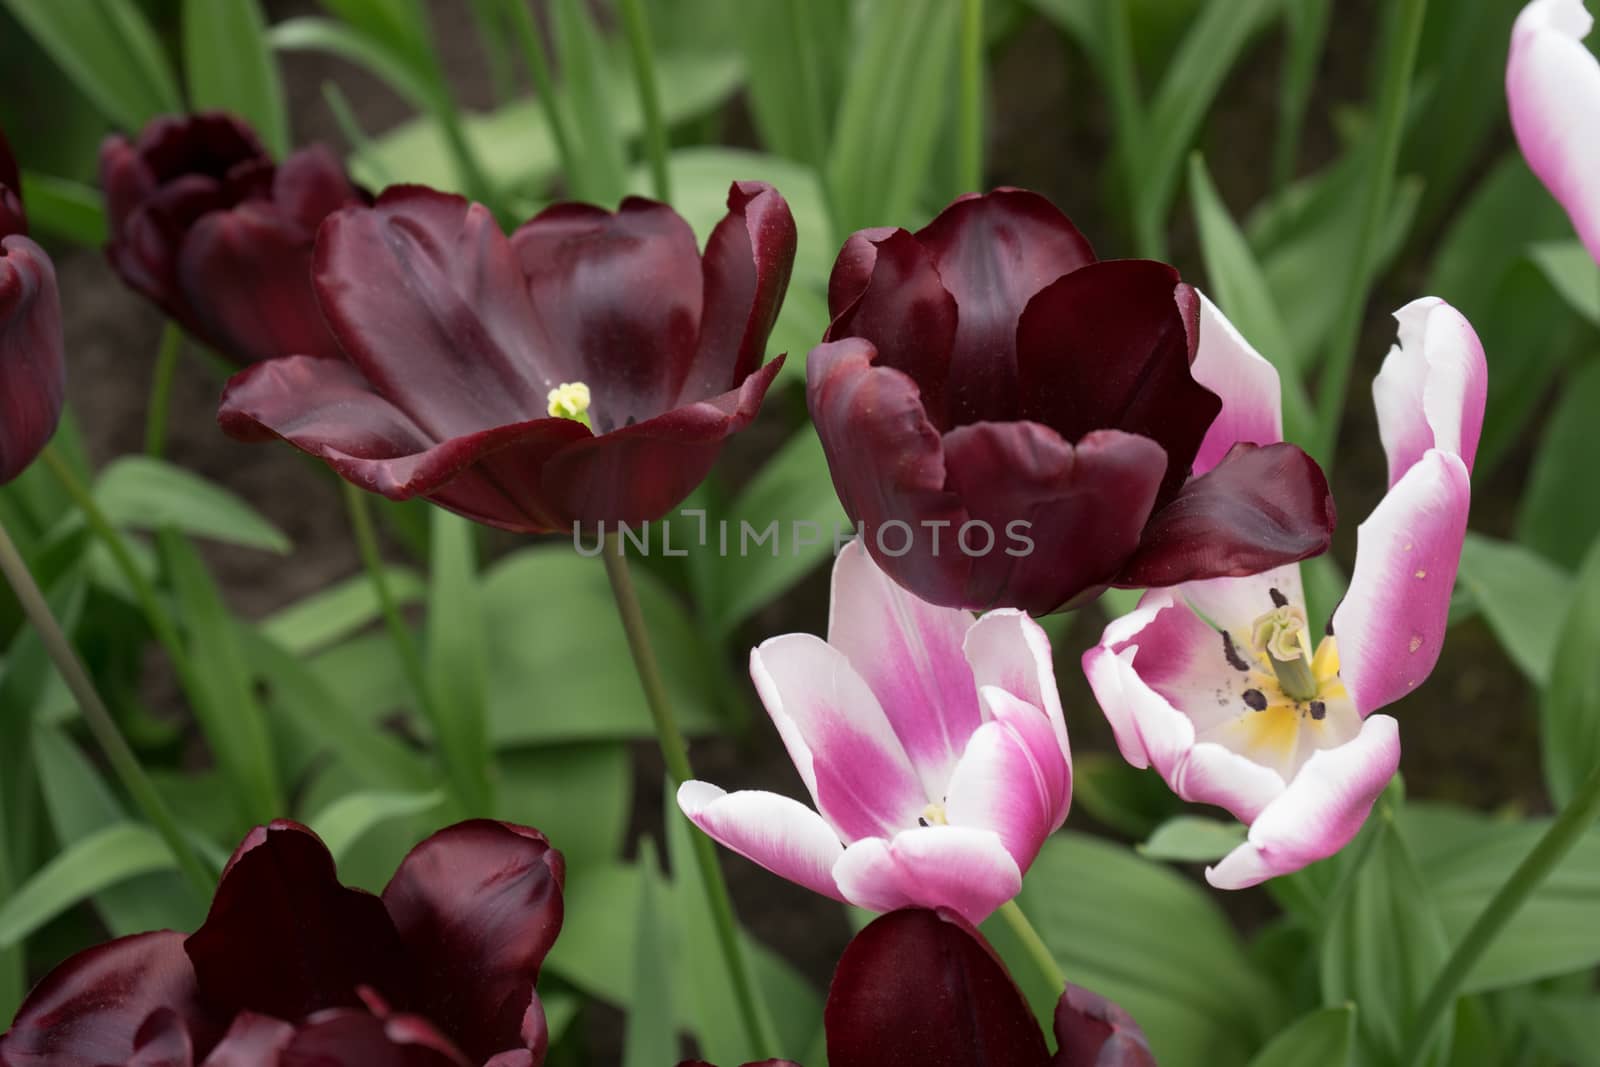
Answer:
[1332, 451, 1471, 716]
[1373, 298, 1488, 487]
[944, 687, 1070, 869]
[750, 635, 927, 843]
[1082, 595, 1189, 774]
[1509, 0, 1600, 266]
[826, 539, 983, 793]
[833, 826, 1023, 924]
[964, 608, 1069, 763]
[1206, 714, 1401, 889]
[676, 781, 846, 903]
[1188, 292, 1284, 476]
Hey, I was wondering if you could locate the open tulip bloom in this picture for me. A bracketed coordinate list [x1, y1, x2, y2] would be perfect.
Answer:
[0, 126, 64, 486]
[1084, 295, 1485, 888]
[678, 539, 1071, 924]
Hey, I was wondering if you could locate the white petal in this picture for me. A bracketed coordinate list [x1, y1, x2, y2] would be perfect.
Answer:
[832, 826, 1022, 924]
[1189, 292, 1285, 476]
[677, 782, 846, 902]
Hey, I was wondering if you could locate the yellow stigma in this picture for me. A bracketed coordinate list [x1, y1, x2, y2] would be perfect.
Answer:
[918, 803, 949, 828]
[1251, 604, 1319, 702]
[546, 381, 592, 427]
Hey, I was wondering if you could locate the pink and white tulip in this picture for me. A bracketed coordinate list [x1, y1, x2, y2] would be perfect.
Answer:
[1508, 0, 1600, 264]
[1084, 295, 1485, 889]
[678, 540, 1071, 924]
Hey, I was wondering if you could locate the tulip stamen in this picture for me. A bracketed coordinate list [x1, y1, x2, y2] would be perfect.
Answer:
[1251, 604, 1319, 703]
[547, 381, 593, 428]
[918, 803, 949, 828]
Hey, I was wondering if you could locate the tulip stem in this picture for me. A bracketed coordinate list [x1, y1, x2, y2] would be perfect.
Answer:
[0, 515, 214, 897]
[618, 0, 672, 202]
[957, 0, 985, 192]
[143, 323, 182, 459]
[1400, 763, 1600, 1067]
[599, 533, 777, 1058]
[997, 899, 1066, 994]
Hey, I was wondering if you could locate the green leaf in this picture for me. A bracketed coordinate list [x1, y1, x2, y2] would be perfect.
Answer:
[1521, 995, 1600, 1067]
[728, 0, 848, 168]
[1542, 534, 1600, 806]
[622, 839, 677, 1067]
[183, 0, 291, 156]
[1529, 240, 1600, 326]
[1069, 753, 1184, 839]
[1517, 359, 1600, 570]
[270, 16, 437, 110]
[94, 457, 292, 554]
[1454, 533, 1572, 686]
[306, 789, 446, 863]
[1245, 1005, 1354, 1067]
[424, 511, 492, 812]
[0, 0, 182, 130]
[496, 744, 631, 870]
[0, 823, 174, 949]
[17, 173, 106, 246]
[552, 0, 628, 203]
[319, 0, 433, 77]
[1139, 815, 1246, 863]
[259, 566, 427, 656]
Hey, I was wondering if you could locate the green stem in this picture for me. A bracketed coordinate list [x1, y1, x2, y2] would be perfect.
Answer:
[957, 0, 985, 192]
[143, 323, 182, 459]
[503, 0, 578, 185]
[618, 0, 671, 202]
[0, 516, 213, 896]
[1401, 764, 1600, 1066]
[1102, 0, 1156, 257]
[997, 899, 1066, 993]
[1312, 0, 1427, 466]
[599, 534, 776, 1057]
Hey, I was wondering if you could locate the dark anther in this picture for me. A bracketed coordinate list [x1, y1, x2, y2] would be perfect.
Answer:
[917, 817, 929, 827]
[1308, 700, 1327, 720]
[1222, 632, 1250, 672]
[1269, 587, 1289, 608]
[1243, 688, 1268, 711]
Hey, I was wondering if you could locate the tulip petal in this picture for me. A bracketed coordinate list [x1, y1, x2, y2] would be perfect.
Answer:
[1373, 298, 1487, 485]
[0, 127, 25, 237]
[1117, 442, 1336, 588]
[963, 608, 1068, 760]
[832, 826, 1023, 923]
[1016, 261, 1214, 503]
[942, 421, 1166, 612]
[0, 235, 65, 485]
[751, 634, 927, 842]
[677, 781, 847, 902]
[1051, 985, 1157, 1067]
[825, 538, 982, 792]
[1331, 450, 1471, 716]
[185, 820, 409, 1022]
[943, 688, 1069, 869]
[283, 1008, 469, 1066]
[512, 196, 703, 428]
[686, 180, 797, 398]
[824, 909, 1048, 1067]
[1177, 562, 1306, 637]
[110, 173, 233, 323]
[274, 144, 366, 231]
[128, 1009, 194, 1067]
[1508, 0, 1600, 265]
[1189, 292, 1284, 476]
[915, 189, 1095, 424]
[201, 1013, 297, 1066]
[381, 820, 564, 1064]
[0, 931, 211, 1067]
[1206, 714, 1400, 889]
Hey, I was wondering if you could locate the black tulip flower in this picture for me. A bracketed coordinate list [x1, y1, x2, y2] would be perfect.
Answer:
[0, 127, 64, 486]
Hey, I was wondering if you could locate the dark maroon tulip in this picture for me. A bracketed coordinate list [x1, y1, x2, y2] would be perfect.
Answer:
[100, 111, 364, 364]
[0, 819, 564, 1067]
[1052, 985, 1157, 1067]
[0, 127, 25, 238]
[218, 180, 796, 532]
[809, 188, 1334, 613]
[0, 233, 65, 485]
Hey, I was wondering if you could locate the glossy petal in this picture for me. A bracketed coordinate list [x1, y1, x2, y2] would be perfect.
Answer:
[273, 144, 365, 231]
[381, 820, 564, 1064]
[1508, 0, 1600, 264]
[825, 538, 982, 792]
[1206, 714, 1401, 889]
[1373, 298, 1487, 485]
[963, 608, 1069, 761]
[0, 235, 64, 485]
[0, 932, 210, 1067]
[1331, 450, 1471, 716]
[0, 127, 25, 237]
[200, 1013, 296, 1066]
[281, 1008, 468, 1067]
[1016, 261, 1213, 502]
[676, 781, 847, 902]
[1051, 985, 1157, 1067]
[1188, 292, 1283, 475]
[832, 826, 1023, 923]
[1117, 442, 1336, 589]
[943, 688, 1069, 869]
[825, 909, 1048, 1067]
[185, 820, 409, 1022]
[750, 634, 926, 842]
[915, 189, 1095, 424]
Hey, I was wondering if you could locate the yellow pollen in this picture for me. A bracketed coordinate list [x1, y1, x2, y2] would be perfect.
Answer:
[919, 803, 949, 827]
[1415, 569, 1427, 579]
[546, 381, 592, 427]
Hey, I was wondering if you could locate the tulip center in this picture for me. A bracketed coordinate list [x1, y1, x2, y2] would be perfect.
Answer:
[918, 803, 949, 828]
[547, 381, 593, 428]
[1250, 603, 1319, 702]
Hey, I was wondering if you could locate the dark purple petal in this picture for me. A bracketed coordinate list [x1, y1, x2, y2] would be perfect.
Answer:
[684, 180, 797, 400]
[0, 236, 64, 486]
[0, 931, 213, 1067]
[131, 113, 267, 187]
[280, 1008, 468, 1067]
[1051, 985, 1156, 1067]
[381, 820, 565, 1064]
[511, 196, 703, 429]
[1016, 260, 1216, 503]
[825, 909, 1049, 1067]
[107, 173, 232, 327]
[915, 189, 1096, 426]
[540, 354, 784, 527]
[824, 229, 959, 427]
[184, 820, 410, 1022]
[315, 185, 550, 438]
[1117, 441, 1337, 588]
[128, 1008, 195, 1067]
[273, 144, 366, 231]
[943, 422, 1166, 613]
[200, 1013, 297, 1067]
[0, 127, 25, 238]
[677, 1061, 804, 1066]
